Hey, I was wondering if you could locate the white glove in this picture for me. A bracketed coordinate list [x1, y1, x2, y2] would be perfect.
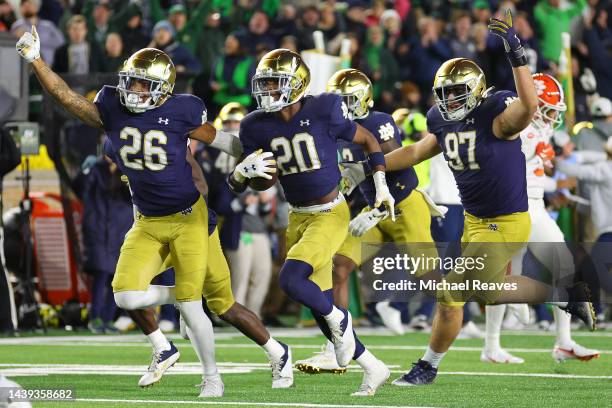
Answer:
[233, 150, 276, 182]
[340, 161, 367, 195]
[15, 26, 40, 63]
[373, 171, 395, 221]
[349, 208, 388, 237]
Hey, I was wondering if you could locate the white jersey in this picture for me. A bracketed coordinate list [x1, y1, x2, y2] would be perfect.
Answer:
[520, 123, 558, 199]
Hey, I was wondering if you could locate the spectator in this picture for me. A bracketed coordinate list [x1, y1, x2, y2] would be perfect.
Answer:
[104, 32, 127, 72]
[0, 0, 15, 31]
[534, 0, 587, 64]
[344, 2, 368, 44]
[318, 2, 345, 52]
[360, 24, 399, 111]
[449, 11, 477, 60]
[576, 97, 612, 151]
[243, 10, 277, 52]
[118, 4, 149, 55]
[86, 0, 112, 50]
[11, 0, 64, 66]
[271, 3, 299, 39]
[380, 8, 402, 53]
[52, 15, 106, 74]
[150, 20, 201, 74]
[226, 187, 275, 319]
[472, 0, 492, 24]
[150, 2, 212, 57]
[82, 156, 133, 334]
[296, 5, 319, 51]
[408, 16, 452, 98]
[583, 7, 612, 100]
[210, 33, 255, 112]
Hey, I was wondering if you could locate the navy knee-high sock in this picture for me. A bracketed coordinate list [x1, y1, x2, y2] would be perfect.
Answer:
[279, 259, 334, 316]
[311, 290, 366, 360]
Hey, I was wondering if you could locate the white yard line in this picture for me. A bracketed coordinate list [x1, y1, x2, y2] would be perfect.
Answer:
[74, 398, 438, 408]
[0, 339, 609, 355]
[1, 363, 610, 380]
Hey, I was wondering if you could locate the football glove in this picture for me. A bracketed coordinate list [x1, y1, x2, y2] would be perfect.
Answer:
[15, 26, 40, 63]
[488, 10, 527, 67]
[340, 161, 367, 195]
[349, 207, 388, 237]
[535, 142, 555, 168]
[233, 150, 276, 182]
[373, 171, 395, 221]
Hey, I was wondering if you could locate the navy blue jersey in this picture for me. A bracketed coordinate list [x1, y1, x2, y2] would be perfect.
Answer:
[355, 111, 418, 207]
[240, 93, 357, 205]
[427, 90, 527, 218]
[103, 135, 217, 235]
[94, 86, 205, 216]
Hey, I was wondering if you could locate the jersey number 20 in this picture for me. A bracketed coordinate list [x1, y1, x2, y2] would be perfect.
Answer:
[270, 132, 321, 176]
[119, 127, 168, 171]
[444, 131, 480, 171]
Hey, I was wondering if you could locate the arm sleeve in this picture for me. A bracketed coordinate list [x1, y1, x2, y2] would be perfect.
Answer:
[328, 94, 357, 142]
[556, 160, 605, 182]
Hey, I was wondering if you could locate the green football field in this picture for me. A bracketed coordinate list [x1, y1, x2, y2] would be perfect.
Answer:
[1, 327, 610, 408]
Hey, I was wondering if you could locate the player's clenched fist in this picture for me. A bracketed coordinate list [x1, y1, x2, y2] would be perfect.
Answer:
[234, 150, 277, 182]
[15, 26, 40, 63]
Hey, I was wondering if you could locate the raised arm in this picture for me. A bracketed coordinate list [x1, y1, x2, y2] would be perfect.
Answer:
[488, 10, 538, 140]
[385, 132, 441, 172]
[16, 27, 103, 129]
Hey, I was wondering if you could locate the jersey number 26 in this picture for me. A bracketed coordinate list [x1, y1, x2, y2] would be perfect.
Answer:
[119, 127, 168, 171]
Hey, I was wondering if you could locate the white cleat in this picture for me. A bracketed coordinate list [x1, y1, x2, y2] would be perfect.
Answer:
[270, 342, 294, 388]
[507, 303, 530, 325]
[351, 358, 390, 396]
[158, 319, 176, 333]
[138, 342, 180, 387]
[295, 345, 347, 374]
[409, 314, 430, 331]
[458, 321, 485, 339]
[375, 301, 405, 335]
[481, 348, 524, 364]
[330, 310, 356, 368]
[198, 374, 224, 397]
[553, 342, 601, 362]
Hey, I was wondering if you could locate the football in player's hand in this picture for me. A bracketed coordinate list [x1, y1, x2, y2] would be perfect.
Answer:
[248, 161, 278, 191]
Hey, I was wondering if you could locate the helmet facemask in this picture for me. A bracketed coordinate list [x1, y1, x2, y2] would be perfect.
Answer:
[252, 72, 303, 112]
[434, 73, 484, 121]
[341, 90, 371, 120]
[533, 102, 566, 130]
[117, 71, 172, 113]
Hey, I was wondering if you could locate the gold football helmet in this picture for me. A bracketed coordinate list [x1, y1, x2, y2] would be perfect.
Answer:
[326, 68, 373, 120]
[433, 58, 486, 121]
[213, 102, 247, 130]
[251, 49, 310, 112]
[117, 48, 176, 113]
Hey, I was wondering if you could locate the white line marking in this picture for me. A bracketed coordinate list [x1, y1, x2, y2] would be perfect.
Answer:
[74, 398, 438, 408]
[1, 364, 610, 380]
[0, 340, 607, 355]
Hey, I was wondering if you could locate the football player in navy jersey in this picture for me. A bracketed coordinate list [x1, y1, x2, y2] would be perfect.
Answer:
[15, 29, 262, 397]
[295, 69, 445, 374]
[341, 11, 595, 386]
[228, 49, 391, 396]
